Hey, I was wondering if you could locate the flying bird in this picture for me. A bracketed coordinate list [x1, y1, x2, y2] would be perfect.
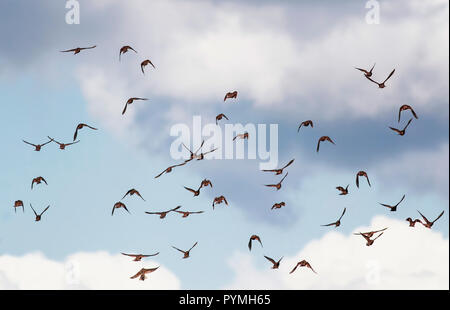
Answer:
[271, 202, 286, 210]
[13, 200, 24, 213]
[73, 123, 97, 141]
[172, 242, 198, 259]
[356, 171, 371, 188]
[379, 194, 405, 212]
[336, 185, 349, 195]
[264, 255, 283, 269]
[366, 69, 395, 88]
[212, 196, 228, 209]
[297, 120, 314, 132]
[199, 179, 213, 189]
[417, 210, 444, 229]
[154, 162, 187, 178]
[357, 232, 384, 246]
[355, 63, 376, 78]
[141, 59, 155, 74]
[290, 260, 317, 274]
[317, 136, 335, 152]
[145, 206, 181, 219]
[354, 228, 388, 239]
[398, 104, 418, 122]
[121, 189, 145, 201]
[31, 176, 47, 189]
[121, 252, 159, 262]
[215, 113, 229, 125]
[30, 204, 50, 222]
[196, 147, 218, 161]
[60, 45, 96, 55]
[130, 267, 159, 281]
[233, 132, 249, 141]
[22, 139, 53, 151]
[248, 235, 263, 251]
[48, 136, 80, 150]
[122, 97, 148, 115]
[321, 208, 346, 228]
[119, 45, 137, 61]
[265, 172, 288, 191]
[406, 218, 423, 227]
[224, 91, 238, 101]
[184, 186, 201, 197]
[182, 141, 205, 161]
[389, 119, 413, 136]
[112, 202, 130, 216]
[261, 159, 294, 175]
[175, 210, 204, 218]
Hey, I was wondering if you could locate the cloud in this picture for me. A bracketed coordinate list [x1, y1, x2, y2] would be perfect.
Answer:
[224, 216, 449, 289]
[0, 251, 180, 289]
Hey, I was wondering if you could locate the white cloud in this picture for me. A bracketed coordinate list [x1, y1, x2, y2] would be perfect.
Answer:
[0, 251, 180, 289]
[224, 216, 449, 289]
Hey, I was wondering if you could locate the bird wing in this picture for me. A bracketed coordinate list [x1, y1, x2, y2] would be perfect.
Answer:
[338, 208, 346, 221]
[432, 210, 445, 224]
[383, 69, 395, 83]
[188, 242, 198, 251]
[40, 205, 50, 216]
[282, 159, 295, 170]
[122, 102, 128, 115]
[172, 246, 185, 254]
[403, 118, 413, 131]
[29, 204, 38, 216]
[264, 256, 276, 265]
[130, 270, 143, 279]
[22, 140, 36, 147]
[184, 186, 197, 194]
[316, 139, 321, 152]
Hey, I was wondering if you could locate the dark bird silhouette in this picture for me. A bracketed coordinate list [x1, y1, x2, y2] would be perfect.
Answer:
[141, 59, 155, 74]
[121, 252, 159, 262]
[379, 194, 405, 212]
[154, 162, 187, 178]
[389, 119, 413, 136]
[13, 200, 24, 213]
[261, 159, 294, 175]
[112, 202, 130, 215]
[317, 136, 335, 152]
[31, 176, 47, 189]
[200, 179, 213, 189]
[336, 185, 349, 195]
[122, 189, 145, 201]
[48, 136, 80, 150]
[184, 186, 201, 197]
[265, 172, 288, 190]
[321, 208, 346, 228]
[264, 256, 283, 269]
[398, 105, 418, 122]
[122, 97, 148, 115]
[297, 120, 314, 132]
[233, 132, 249, 141]
[290, 260, 317, 274]
[182, 140, 205, 161]
[30, 204, 50, 222]
[248, 235, 263, 251]
[357, 232, 384, 246]
[354, 228, 388, 239]
[406, 217, 423, 227]
[215, 113, 229, 125]
[119, 45, 137, 61]
[224, 91, 238, 101]
[417, 210, 444, 229]
[175, 210, 204, 218]
[145, 206, 181, 219]
[355, 63, 376, 78]
[212, 196, 228, 209]
[73, 123, 97, 141]
[356, 171, 371, 188]
[271, 202, 285, 210]
[23, 139, 52, 151]
[366, 69, 395, 88]
[172, 242, 198, 259]
[130, 267, 159, 281]
[60, 45, 96, 55]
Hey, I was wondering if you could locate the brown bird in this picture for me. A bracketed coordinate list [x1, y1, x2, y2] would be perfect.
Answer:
[297, 120, 314, 132]
[48, 136, 80, 150]
[224, 91, 238, 101]
[199, 179, 213, 189]
[184, 186, 201, 197]
[22, 139, 53, 151]
[154, 162, 187, 178]
[398, 105, 418, 122]
[248, 235, 263, 251]
[379, 194, 405, 212]
[233, 132, 249, 141]
[121, 252, 159, 262]
[175, 210, 204, 218]
[417, 210, 444, 229]
[366, 69, 395, 88]
[265, 172, 288, 191]
[290, 260, 317, 274]
[212, 196, 228, 209]
[321, 208, 346, 228]
[13, 200, 24, 213]
[73, 123, 97, 141]
[182, 140, 205, 161]
[121, 189, 145, 201]
[406, 217, 423, 227]
[112, 202, 130, 215]
[172, 242, 198, 259]
[354, 227, 388, 239]
[130, 267, 159, 281]
[145, 206, 181, 219]
[30, 204, 50, 222]
[357, 232, 384, 246]
[264, 256, 283, 269]
[122, 97, 148, 115]
[336, 185, 349, 195]
[271, 202, 286, 210]
[389, 119, 413, 136]
[60, 45, 96, 55]
[355, 63, 376, 78]
[356, 171, 371, 188]
[215, 113, 229, 125]
[196, 147, 218, 161]
[119, 45, 137, 61]
[261, 159, 294, 175]
[317, 136, 335, 152]
[31, 176, 47, 189]
[141, 59, 155, 74]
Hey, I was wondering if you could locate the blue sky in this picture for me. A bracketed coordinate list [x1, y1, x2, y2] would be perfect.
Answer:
[0, 0, 448, 289]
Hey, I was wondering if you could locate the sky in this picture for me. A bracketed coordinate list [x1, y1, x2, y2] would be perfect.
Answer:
[0, 0, 448, 289]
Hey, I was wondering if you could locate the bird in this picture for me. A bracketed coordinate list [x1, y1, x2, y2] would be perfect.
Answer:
[271, 202, 286, 210]
[30, 204, 50, 222]
[290, 260, 317, 274]
[354, 228, 388, 239]
[141, 59, 155, 74]
[13, 200, 24, 213]
[417, 210, 444, 229]
[121, 189, 145, 201]
[233, 132, 249, 141]
[175, 210, 204, 218]
[154, 162, 187, 178]
[112, 202, 130, 216]
[379, 194, 405, 212]
[182, 141, 205, 161]
[355, 63, 376, 78]
[22, 139, 53, 151]
[184, 186, 201, 197]
[172, 242, 198, 259]
[215, 113, 229, 125]
[224, 91, 238, 101]
[212, 196, 228, 209]
[321, 208, 346, 228]
[356, 171, 371, 188]
[145, 206, 181, 219]
[119, 45, 137, 61]
[196, 147, 218, 161]
[366, 69, 395, 88]
[122, 97, 148, 115]
[48, 136, 80, 150]
[261, 159, 294, 175]
[265, 172, 288, 191]
[389, 119, 413, 136]
[31, 176, 47, 189]
[248, 235, 263, 251]
[297, 120, 314, 132]
[357, 232, 384, 246]
[73, 123, 97, 141]
[264, 256, 283, 269]
[317, 136, 335, 152]
[60, 45, 96, 55]
[336, 185, 349, 195]
[398, 105, 418, 122]
[130, 267, 159, 281]
[406, 218, 423, 227]
[199, 179, 213, 189]
[121, 252, 159, 262]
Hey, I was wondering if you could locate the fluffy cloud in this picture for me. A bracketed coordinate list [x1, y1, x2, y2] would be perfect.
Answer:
[224, 216, 449, 289]
[0, 251, 180, 289]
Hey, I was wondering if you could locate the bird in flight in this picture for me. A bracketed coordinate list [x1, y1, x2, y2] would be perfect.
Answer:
[212, 196, 228, 209]
[112, 202, 130, 216]
[297, 120, 314, 132]
[215, 113, 229, 125]
[199, 179, 213, 189]
[264, 256, 283, 269]
[154, 162, 187, 178]
[184, 186, 201, 197]
[31, 176, 47, 189]
[389, 119, 413, 136]
[172, 242, 198, 259]
[145, 206, 181, 219]
[357, 231, 384, 246]
[73, 123, 97, 141]
[379, 194, 405, 212]
[248, 235, 263, 251]
[417, 210, 444, 229]
[321, 208, 346, 228]
[261, 159, 294, 175]
[356, 171, 371, 188]
[354, 227, 388, 239]
[175, 210, 204, 218]
[289, 260, 317, 274]
[30, 204, 50, 222]
[48, 136, 80, 150]
[355, 63, 376, 78]
[406, 217, 423, 227]
[60, 45, 96, 55]
[13, 200, 24, 213]
[265, 172, 288, 191]
[23, 139, 53, 151]
[196, 147, 218, 161]
[130, 267, 159, 281]
[336, 185, 349, 195]
[398, 105, 418, 122]
[141, 59, 155, 74]
[121, 252, 159, 262]
[271, 202, 286, 210]
[224, 91, 238, 101]
[121, 189, 145, 201]
[119, 45, 137, 61]
[182, 141, 205, 161]
[122, 97, 148, 115]
[233, 132, 249, 141]
[366, 69, 395, 88]
[317, 136, 335, 152]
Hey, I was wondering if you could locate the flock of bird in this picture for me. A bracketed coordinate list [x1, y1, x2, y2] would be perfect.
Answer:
[11, 45, 445, 283]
